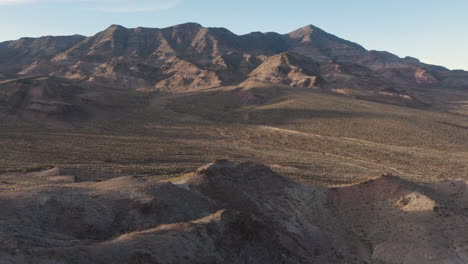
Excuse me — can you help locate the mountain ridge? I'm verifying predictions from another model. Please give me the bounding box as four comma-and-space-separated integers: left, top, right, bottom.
1, 22, 466, 94
1, 22, 468, 124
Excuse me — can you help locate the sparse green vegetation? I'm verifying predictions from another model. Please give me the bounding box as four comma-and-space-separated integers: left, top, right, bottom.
1, 85, 466, 186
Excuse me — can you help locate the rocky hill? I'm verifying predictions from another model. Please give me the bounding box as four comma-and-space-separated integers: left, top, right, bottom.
0, 160, 466, 264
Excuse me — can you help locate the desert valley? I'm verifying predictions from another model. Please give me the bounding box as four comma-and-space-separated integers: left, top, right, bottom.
0, 22, 467, 263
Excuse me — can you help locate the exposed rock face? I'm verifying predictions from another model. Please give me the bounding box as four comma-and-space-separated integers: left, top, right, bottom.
1, 22, 467, 94
414, 68, 438, 84
245, 52, 321, 88
0, 161, 466, 264
0, 35, 85, 75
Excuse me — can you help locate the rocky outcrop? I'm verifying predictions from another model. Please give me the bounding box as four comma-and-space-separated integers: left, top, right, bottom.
244, 52, 321, 88
0, 161, 465, 263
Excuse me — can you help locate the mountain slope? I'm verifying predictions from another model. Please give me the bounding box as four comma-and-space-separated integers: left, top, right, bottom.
0, 22, 466, 95
0, 76, 88, 122
287, 24, 366, 61
0, 35, 85, 75
244, 52, 321, 88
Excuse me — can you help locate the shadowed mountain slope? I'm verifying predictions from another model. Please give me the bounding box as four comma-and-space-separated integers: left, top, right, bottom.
0, 76, 88, 122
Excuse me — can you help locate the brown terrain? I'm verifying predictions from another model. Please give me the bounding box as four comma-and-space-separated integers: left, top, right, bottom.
0, 23, 467, 264
0, 160, 466, 263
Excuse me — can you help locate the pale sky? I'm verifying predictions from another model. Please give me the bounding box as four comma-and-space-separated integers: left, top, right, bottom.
0, 0, 467, 70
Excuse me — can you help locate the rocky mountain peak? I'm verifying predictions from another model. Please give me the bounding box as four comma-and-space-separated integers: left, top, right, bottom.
105, 24, 127, 31
287, 24, 319, 40
1, 22, 467, 93
169, 22, 203, 29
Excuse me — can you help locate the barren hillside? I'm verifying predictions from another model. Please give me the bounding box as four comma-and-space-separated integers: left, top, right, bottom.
0, 161, 466, 264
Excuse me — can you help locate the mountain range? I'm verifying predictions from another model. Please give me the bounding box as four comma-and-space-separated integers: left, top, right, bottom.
1, 22, 467, 92
1, 22, 468, 123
